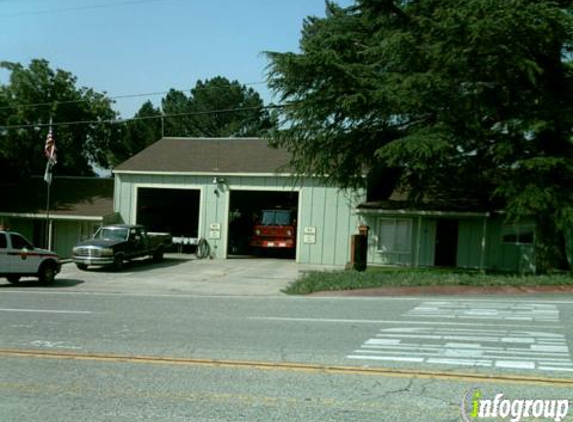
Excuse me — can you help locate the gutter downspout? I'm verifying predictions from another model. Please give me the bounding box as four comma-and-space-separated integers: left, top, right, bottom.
415, 215, 422, 267
479, 214, 489, 270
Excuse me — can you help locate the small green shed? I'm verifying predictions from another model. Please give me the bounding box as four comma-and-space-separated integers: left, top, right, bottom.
0, 177, 114, 258
357, 200, 536, 273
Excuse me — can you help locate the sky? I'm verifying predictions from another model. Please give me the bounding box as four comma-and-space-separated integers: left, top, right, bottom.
1, 0, 352, 118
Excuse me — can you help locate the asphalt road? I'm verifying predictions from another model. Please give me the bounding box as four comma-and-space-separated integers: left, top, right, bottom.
1, 287, 573, 421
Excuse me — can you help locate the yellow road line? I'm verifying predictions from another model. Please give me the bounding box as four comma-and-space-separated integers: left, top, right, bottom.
1, 348, 572, 387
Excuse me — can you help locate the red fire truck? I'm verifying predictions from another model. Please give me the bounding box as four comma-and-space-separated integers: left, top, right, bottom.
249, 209, 296, 251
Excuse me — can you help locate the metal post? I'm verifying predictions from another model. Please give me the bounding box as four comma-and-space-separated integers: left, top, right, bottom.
45, 179, 51, 249
44, 116, 55, 250
415, 215, 422, 267
479, 214, 489, 270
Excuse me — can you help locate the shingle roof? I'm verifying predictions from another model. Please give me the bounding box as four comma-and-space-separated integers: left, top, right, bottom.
358, 186, 499, 213
357, 199, 493, 213
0, 177, 114, 218
114, 137, 293, 174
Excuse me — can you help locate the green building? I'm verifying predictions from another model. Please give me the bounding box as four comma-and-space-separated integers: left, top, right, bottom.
113, 137, 535, 272
1, 137, 537, 271
113, 137, 362, 266
0, 177, 114, 258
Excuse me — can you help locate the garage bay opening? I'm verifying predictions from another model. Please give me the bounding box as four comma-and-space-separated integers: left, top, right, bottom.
136, 188, 200, 253
228, 190, 298, 259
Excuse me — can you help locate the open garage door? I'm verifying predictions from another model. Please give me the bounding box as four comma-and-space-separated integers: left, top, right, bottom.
227, 190, 298, 259
136, 188, 200, 249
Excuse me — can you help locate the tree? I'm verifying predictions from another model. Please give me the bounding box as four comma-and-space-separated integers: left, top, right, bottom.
109, 101, 162, 167
162, 89, 190, 138
0, 59, 118, 180
161, 77, 276, 138
107, 77, 277, 165
266, 0, 573, 273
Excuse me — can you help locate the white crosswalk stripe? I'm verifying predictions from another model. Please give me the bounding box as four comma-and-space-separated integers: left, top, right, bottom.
405, 301, 559, 322
347, 301, 572, 372
348, 327, 573, 371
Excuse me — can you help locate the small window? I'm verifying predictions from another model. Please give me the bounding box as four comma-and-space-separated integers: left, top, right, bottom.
0, 233, 6, 249
10, 234, 34, 250
377, 218, 412, 253
502, 224, 534, 245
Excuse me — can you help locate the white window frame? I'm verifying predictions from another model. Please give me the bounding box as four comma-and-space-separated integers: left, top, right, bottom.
501, 223, 535, 245
376, 217, 412, 254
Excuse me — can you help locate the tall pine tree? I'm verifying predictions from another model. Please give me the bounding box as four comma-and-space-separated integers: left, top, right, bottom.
267, 0, 573, 273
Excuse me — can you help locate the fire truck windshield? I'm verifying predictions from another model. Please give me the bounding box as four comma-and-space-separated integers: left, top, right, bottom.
261, 210, 292, 226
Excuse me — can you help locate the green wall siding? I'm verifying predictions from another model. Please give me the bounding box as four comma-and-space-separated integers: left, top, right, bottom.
53, 220, 101, 258
419, 219, 436, 266
361, 213, 535, 272
114, 173, 363, 266
457, 219, 485, 269
0, 217, 101, 258
485, 218, 535, 273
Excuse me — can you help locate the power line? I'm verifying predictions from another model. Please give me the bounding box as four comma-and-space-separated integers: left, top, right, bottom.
0, 0, 178, 18
0, 81, 268, 112
0, 104, 287, 131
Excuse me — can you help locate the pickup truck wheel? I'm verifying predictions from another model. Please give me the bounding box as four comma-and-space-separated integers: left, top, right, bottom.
113, 254, 124, 271
39, 263, 57, 285
6, 275, 20, 284
76, 263, 88, 271
152, 247, 164, 262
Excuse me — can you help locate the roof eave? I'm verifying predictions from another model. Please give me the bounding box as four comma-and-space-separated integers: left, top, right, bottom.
355, 208, 492, 218
0, 212, 105, 221
112, 170, 297, 177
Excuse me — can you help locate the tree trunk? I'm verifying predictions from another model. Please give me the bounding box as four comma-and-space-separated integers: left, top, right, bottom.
534, 215, 570, 274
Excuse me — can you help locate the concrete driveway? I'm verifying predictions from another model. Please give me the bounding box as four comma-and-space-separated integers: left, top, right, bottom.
4, 254, 331, 296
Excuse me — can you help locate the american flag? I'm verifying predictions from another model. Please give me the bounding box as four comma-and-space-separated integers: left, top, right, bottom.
43, 126, 57, 185
44, 127, 57, 164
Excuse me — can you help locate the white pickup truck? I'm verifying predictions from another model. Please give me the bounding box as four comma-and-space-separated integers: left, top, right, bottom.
0, 229, 61, 284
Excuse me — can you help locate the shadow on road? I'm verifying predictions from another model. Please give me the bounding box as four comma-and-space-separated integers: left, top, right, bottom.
0, 278, 85, 289
78, 256, 193, 274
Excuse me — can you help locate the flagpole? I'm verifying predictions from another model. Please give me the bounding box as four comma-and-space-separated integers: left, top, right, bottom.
45, 175, 51, 249
44, 117, 54, 250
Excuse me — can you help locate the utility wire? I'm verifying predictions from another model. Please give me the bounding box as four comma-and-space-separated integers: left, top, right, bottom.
0, 81, 268, 112
0, 104, 288, 131
0, 0, 178, 18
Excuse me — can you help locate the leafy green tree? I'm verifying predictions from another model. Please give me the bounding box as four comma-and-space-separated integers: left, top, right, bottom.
160, 77, 276, 138
108, 77, 277, 165
0, 59, 118, 180
161, 89, 190, 138
266, 0, 573, 273
186, 77, 276, 137
110, 101, 162, 166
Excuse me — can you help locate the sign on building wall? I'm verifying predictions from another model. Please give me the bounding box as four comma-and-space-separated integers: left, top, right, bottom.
303, 226, 316, 244
209, 223, 221, 239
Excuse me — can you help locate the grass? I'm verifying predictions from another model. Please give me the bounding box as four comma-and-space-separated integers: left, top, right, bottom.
282, 266, 573, 295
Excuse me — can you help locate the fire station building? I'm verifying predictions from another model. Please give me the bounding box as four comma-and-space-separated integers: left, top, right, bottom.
1, 136, 540, 271
113, 137, 364, 266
